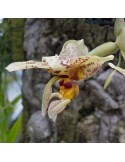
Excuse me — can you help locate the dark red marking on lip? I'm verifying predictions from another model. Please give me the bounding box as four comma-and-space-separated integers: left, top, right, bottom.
59, 80, 64, 86
59, 75, 69, 78
64, 82, 72, 89
70, 74, 79, 80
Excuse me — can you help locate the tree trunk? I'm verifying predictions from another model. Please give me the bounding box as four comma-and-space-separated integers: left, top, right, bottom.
22, 18, 125, 143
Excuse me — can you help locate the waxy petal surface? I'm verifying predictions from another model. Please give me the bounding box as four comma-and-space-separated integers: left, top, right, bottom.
68, 55, 114, 80
59, 39, 88, 61
5, 60, 50, 72
48, 99, 71, 122
41, 76, 60, 116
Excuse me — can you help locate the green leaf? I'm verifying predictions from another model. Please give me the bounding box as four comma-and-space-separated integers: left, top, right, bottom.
0, 85, 5, 107
0, 116, 8, 142
104, 53, 121, 90
11, 94, 21, 105
6, 114, 22, 143
104, 70, 116, 90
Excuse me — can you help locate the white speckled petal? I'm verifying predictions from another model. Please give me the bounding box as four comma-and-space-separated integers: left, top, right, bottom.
48, 99, 71, 122
42, 55, 59, 69
5, 60, 50, 72
59, 39, 88, 61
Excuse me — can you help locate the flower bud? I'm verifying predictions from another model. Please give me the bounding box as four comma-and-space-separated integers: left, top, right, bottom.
116, 26, 125, 52
114, 18, 125, 37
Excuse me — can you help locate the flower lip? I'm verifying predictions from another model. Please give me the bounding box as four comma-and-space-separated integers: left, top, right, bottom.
59, 80, 73, 89
59, 80, 64, 86
64, 82, 73, 89
59, 78, 79, 99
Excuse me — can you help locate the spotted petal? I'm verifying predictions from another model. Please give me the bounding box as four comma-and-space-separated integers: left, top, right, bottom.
68, 55, 114, 80
59, 39, 88, 61
5, 60, 50, 72
108, 63, 125, 76
48, 99, 71, 122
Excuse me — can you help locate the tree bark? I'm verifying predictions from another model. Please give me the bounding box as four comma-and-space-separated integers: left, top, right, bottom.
22, 18, 125, 143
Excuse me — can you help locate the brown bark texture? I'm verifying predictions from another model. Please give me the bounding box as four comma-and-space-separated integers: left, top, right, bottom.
22, 18, 125, 143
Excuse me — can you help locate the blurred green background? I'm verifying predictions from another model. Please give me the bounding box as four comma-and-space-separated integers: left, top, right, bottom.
0, 18, 24, 143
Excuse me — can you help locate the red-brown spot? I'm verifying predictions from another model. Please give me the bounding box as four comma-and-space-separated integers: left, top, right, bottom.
59, 75, 69, 78
60, 61, 69, 68
69, 72, 79, 80
54, 70, 61, 74
59, 80, 64, 86
64, 82, 73, 89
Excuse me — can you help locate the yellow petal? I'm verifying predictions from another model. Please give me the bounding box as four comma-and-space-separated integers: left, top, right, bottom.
48, 99, 71, 121
108, 63, 125, 76
5, 60, 50, 72
41, 76, 60, 116
68, 55, 114, 80
59, 78, 79, 99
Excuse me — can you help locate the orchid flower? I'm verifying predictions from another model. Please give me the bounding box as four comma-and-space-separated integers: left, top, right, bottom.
5, 39, 114, 121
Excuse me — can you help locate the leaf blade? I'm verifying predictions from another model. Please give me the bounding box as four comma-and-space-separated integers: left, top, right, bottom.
6, 115, 22, 143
